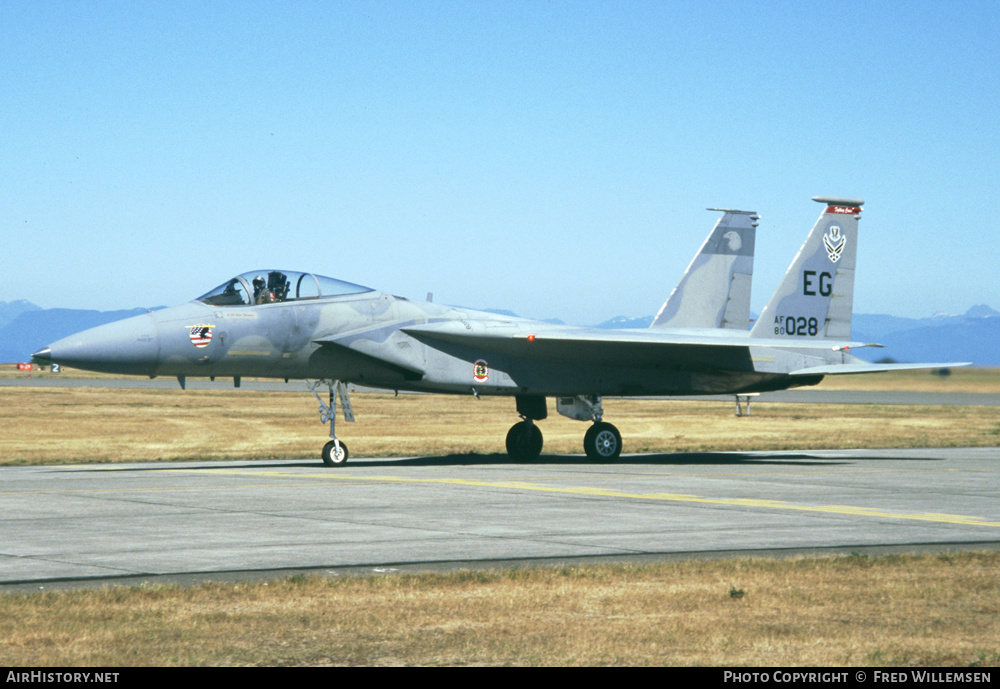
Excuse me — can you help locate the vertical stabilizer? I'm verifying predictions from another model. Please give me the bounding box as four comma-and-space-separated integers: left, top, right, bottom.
750, 197, 864, 340
651, 209, 758, 330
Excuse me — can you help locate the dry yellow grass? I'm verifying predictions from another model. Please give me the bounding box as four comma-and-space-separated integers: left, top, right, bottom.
2, 385, 1000, 464
2, 553, 998, 666
5, 364, 999, 390
813, 367, 1000, 394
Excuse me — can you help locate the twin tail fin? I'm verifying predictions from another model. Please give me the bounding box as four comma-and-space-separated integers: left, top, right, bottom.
750, 197, 863, 341
651, 208, 758, 330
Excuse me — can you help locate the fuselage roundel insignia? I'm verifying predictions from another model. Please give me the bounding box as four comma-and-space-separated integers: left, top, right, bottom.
188, 324, 214, 348
473, 359, 489, 382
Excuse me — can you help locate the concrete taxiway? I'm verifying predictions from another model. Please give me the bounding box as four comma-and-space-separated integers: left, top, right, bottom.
2, 448, 998, 590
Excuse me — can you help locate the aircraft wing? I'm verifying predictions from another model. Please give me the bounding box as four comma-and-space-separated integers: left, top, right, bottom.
406, 324, 752, 369
317, 319, 967, 379
399, 321, 874, 370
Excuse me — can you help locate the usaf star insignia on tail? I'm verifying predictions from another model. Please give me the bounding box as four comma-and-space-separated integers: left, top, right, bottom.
34, 197, 969, 466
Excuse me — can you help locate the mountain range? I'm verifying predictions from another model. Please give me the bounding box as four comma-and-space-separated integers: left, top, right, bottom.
3, 300, 998, 366
592, 307, 1000, 366
1, 301, 163, 365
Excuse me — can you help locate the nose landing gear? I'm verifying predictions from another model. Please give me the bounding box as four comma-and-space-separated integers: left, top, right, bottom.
310, 379, 354, 466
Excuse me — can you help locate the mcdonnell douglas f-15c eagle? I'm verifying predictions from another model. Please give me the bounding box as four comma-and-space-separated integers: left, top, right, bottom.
33, 197, 966, 465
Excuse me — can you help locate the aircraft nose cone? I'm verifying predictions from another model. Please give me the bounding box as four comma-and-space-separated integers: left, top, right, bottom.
31, 347, 52, 362
43, 313, 161, 375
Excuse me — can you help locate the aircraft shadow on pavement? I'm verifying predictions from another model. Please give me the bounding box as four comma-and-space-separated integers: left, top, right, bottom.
356, 453, 853, 467
370, 451, 943, 467
66, 450, 944, 472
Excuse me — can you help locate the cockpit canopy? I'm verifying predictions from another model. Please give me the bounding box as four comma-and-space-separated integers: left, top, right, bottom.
198, 270, 373, 306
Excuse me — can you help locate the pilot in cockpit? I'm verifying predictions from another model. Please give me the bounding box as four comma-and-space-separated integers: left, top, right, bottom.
267, 271, 290, 301
252, 275, 266, 304
253, 271, 290, 304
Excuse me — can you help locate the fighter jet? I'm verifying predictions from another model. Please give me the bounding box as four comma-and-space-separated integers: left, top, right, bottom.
33, 197, 965, 465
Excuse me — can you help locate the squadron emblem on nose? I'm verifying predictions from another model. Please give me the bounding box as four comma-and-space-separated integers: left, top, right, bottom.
188, 324, 215, 348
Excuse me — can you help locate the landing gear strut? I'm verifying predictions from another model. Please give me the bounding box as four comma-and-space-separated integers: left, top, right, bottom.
309, 380, 354, 466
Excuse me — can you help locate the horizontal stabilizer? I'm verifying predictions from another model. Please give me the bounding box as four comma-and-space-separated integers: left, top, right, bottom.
788, 362, 971, 376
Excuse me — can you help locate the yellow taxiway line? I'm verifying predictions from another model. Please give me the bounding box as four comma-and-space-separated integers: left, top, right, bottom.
174, 467, 1000, 529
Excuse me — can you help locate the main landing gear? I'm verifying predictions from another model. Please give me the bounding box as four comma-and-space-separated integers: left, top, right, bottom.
505, 395, 623, 462
505, 395, 546, 461
583, 421, 622, 461
310, 379, 354, 466
571, 396, 622, 461
506, 420, 543, 461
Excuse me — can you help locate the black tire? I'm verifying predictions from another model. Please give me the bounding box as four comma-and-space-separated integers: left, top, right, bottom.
505, 421, 543, 461
583, 422, 621, 461
322, 439, 349, 466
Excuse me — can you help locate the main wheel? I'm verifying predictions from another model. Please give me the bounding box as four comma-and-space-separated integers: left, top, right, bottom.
322, 439, 349, 466
505, 421, 543, 461
583, 422, 621, 461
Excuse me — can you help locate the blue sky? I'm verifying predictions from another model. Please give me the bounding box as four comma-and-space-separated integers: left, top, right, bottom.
4, 0, 999, 324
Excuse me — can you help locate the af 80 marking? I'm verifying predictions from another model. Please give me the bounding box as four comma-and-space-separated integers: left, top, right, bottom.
774, 315, 819, 336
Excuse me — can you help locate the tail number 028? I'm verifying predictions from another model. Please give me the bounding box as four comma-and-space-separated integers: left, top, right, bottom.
775, 316, 819, 336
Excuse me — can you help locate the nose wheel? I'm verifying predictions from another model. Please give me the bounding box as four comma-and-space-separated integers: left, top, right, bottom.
322, 439, 349, 466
